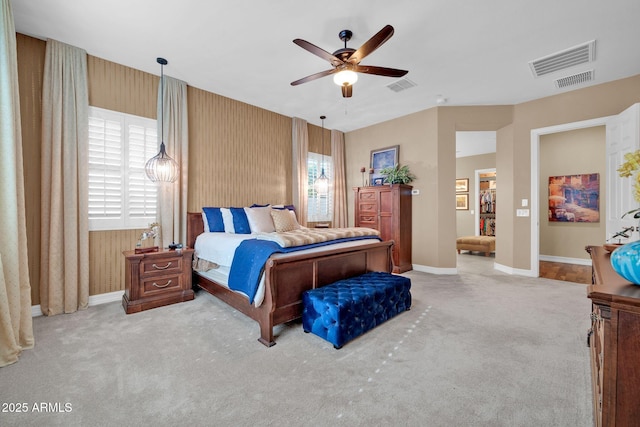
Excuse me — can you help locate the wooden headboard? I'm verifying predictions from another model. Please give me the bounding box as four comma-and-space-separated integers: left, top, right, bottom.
187, 212, 204, 249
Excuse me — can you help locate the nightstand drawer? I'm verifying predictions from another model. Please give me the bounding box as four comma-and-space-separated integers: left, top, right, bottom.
140, 274, 183, 296
140, 255, 183, 276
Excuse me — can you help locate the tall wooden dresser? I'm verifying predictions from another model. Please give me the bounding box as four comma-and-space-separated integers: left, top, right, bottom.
586, 246, 640, 427
354, 184, 412, 273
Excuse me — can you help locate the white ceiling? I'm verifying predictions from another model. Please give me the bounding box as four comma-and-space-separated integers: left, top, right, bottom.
10, 0, 640, 133
456, 131, 496, 158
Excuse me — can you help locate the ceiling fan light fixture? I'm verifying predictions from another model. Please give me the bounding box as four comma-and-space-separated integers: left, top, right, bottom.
333, 69, 358, 87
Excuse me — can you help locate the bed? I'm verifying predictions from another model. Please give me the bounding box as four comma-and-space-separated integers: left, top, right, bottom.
186, 211, 393, 347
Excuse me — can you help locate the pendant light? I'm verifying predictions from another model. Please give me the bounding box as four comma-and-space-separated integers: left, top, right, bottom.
314, 115, 329, 195
145, 57, 179, 183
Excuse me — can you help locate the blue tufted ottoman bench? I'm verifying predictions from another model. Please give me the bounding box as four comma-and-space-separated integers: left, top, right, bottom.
302, 271, 411, 348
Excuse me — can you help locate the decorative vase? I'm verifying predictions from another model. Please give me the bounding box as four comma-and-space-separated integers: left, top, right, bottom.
610, 240, 640, 285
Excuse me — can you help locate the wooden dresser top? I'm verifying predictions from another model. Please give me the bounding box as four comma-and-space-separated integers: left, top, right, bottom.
587, 245, 640, 308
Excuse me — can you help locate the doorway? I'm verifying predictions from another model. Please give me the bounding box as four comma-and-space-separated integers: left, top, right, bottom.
530, 117, 612, 277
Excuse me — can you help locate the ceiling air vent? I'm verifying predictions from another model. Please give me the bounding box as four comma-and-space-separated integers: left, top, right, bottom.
529, 40, 596, 77
387, 78, 417, 93
555, 70, 594, 88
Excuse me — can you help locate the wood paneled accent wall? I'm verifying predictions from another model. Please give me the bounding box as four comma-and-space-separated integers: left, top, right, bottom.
186, 86, 291, 210
16, 33, 293, 304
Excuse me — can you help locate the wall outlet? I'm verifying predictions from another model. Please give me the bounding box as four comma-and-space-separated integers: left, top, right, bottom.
521, 199, 528, 207
411, 189, 420, 195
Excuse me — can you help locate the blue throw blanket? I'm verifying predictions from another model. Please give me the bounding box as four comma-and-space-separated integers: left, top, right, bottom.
228, 236, 380, 304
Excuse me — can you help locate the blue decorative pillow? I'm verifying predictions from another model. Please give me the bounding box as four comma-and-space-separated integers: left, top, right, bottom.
202, 207, 225, 232
272, 204, 296, 211
230, 207, 251, 234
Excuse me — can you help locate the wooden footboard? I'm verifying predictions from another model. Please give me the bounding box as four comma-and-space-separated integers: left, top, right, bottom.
186, 212, 393, 347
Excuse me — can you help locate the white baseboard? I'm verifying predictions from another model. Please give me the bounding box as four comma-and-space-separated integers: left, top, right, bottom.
539, 254, 592, 266
412, 264, 457, 275
494, 262, 537, 277
31, 290, 124, 317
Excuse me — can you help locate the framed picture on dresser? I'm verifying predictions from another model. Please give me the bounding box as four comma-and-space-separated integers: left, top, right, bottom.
370, 145, 399, 182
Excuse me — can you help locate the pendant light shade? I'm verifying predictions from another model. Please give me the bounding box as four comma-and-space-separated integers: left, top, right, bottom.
145, 141, 179, 182
314, 115, 329, 195
145, 57, 179, 183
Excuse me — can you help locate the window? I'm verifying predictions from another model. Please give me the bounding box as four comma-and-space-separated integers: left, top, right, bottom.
307, 152, 333, 222
88, 107, 158, 230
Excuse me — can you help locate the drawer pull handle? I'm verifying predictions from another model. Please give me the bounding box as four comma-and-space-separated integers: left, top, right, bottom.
152, 280, 172, 288
152, 262, 172, 270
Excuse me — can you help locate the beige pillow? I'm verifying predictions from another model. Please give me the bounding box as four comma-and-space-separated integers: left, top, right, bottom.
271, 209, 300, 232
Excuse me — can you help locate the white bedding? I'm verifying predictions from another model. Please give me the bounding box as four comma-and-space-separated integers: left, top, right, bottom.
193, 232, 380, 307
195, 232, 256, 267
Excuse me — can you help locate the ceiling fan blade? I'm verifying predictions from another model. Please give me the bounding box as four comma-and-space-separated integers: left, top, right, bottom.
348, 25, 394, 64
293, 39, 344, 64
291, 69, 338, 86
341, 84, 353, 98
353, 65, 408, 78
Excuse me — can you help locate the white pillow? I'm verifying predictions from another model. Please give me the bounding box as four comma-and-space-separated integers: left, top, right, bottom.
221, 208, 235, 233
244, 206, 276, 233
202, 211, 210, 232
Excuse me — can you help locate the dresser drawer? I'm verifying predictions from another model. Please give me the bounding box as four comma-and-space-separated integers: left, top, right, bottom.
358, 215, 377, 226
358, 191, 377, 201
140, 255, 183, 276
359, 202, 377, 213
140, 274, 183, 297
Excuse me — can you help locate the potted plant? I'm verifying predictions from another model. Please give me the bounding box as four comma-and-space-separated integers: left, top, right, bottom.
379, 164, 416, 185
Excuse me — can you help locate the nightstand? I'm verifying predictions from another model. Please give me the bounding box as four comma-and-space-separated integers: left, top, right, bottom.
122, 248, 194, 314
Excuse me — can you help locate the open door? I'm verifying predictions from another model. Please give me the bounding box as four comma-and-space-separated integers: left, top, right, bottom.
606, 103, 640, 243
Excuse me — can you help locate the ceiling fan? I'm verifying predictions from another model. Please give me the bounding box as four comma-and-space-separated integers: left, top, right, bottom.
290, 24, 408, 98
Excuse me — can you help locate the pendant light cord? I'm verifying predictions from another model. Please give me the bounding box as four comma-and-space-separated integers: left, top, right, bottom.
157, 57, 168, 150
320, 115, 326, 173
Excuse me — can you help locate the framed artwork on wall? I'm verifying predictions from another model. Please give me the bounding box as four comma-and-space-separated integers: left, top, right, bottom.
548, 173, 599, 222
370, 145, 399, 182
455, 178, 469, 193
456, 194, 469, 210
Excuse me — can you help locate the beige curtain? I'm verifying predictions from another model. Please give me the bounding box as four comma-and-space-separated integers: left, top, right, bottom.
40, 39, 89, 315
157, 76, 189, 248
292, 117, 309, 226
0, 0, 34, 367
331, 130, 348, 227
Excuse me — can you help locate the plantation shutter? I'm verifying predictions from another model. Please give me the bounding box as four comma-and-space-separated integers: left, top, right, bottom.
88, 107, 157, 230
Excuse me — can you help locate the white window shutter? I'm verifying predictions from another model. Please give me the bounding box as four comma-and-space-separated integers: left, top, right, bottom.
88, 107, 158, 230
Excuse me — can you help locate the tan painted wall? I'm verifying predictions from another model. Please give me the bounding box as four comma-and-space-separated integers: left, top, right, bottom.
509, 75, 640, 269
456, 153, 496, 237
539, 126, 606, 260
347, 77, 640, 271
347, 106, 512, 269
496, 124, 515, 268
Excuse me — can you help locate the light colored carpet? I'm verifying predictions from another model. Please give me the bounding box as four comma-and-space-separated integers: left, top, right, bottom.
0, 254, 593, 426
